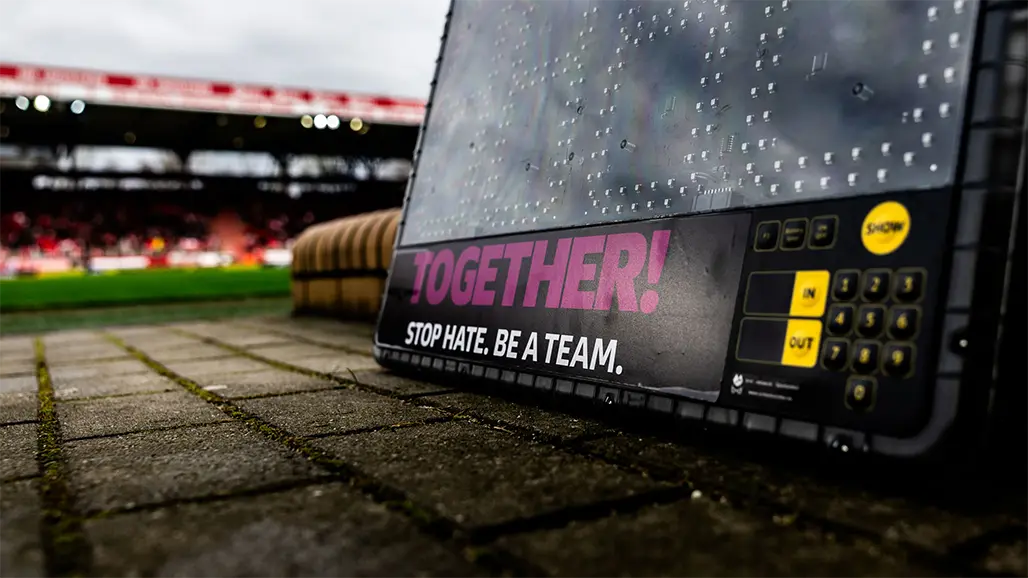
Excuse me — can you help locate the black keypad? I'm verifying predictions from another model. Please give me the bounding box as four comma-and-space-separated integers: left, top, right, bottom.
861, 270, 891, 302
887, 306, 920, 340
754, 221, 780, 251
813, 263, 930, 415
893, 269, 926, 303
826, 304, 854, 336
882, 343, 915, 378
832, 270, 860, 302
856, 305, 887, 339
808, 215, 838, 249
851, 341, 880, 375
780, 218, 808, 250
821, 339, 850, 371
845, 377, 876, 412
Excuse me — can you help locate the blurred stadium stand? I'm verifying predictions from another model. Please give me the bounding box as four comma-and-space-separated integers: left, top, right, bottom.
0, 62, 423, 278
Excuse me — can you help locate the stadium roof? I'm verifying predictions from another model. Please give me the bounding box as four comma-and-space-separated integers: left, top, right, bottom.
0, 62, 425, 160
0, 62, 426, 125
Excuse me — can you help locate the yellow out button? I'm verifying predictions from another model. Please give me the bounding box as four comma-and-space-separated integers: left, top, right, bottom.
861, 201, 911, 256
780, 319, 823, 368
789, 270, 830, 318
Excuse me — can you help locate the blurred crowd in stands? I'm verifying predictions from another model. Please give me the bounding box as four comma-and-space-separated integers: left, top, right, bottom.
0, 193, 318, 267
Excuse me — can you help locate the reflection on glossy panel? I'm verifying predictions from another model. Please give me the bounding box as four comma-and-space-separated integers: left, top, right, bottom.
401, 0, 977, 246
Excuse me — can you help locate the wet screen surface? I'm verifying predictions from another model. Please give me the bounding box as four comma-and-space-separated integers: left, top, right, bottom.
401, 0, 976, 247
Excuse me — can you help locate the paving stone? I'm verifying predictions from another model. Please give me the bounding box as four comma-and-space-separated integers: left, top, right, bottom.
499, 495, 936, 577
172, 325, 296, 348
45, 353, 132, 367
189, 370, 338, 399
243, 320, 376, 353
60, 391, 228, 440
54, 372, 179, 401
104, 327, 198, 348
84, 482, 478, 577
296, 333, 376, 355
432, 391, 612, 443
0, 376, 37, 395
43, 342, 126, 364
120, 332, 206, 345
581, 434, 1023, 555
351, 369, 452, 397
0, 424, 37, 481
162, 356, 272, 377
247, 317, 375, 339
248, 343, 342, 360
0, 337, 35, 358
40, 330, 102, 346
48, 360, 152, 383
140, 346, 237, 364
315, 420, 662, 528
66, 422, 325, 513
0, 359, 36, 377
278, 354, 381, 375
237, 389, 446, 437
0, 393, 36, 425
0, 479, 44, 577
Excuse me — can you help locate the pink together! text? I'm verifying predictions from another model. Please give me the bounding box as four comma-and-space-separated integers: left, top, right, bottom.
408, 230, 671, 314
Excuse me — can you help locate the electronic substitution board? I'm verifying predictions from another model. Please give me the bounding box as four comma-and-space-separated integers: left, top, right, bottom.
374, 0, 1026, 459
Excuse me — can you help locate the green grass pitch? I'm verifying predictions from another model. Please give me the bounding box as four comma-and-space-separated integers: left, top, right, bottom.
0, 267, 291, 313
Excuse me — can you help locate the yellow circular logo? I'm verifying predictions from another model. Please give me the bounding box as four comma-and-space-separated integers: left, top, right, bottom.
861, 201, 911, 255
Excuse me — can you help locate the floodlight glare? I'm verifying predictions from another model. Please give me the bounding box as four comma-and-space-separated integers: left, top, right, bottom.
33, 95, 51, 112
326, 115, 340, 130
313, 114, 328, 129
14, 96, 30, 110
373, 0, 1027, 462
69, 100, 86, 114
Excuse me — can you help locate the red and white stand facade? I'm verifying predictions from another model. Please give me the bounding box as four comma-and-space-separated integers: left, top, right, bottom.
0, 62, 426, 126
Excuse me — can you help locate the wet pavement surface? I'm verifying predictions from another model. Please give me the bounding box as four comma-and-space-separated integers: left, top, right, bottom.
1, 316, 1025, 577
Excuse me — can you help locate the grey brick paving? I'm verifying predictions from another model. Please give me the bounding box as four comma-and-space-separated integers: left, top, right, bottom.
0, 375, 37, 395
54, 372, 179, 400
60, 391, 228, 440
65, 422, 325, 513
163, 356, 272, 377
579, 434, 1022, 555
350, 368, 453, 397
0, 317, 1023, 578
314, 420, 663, 528
236, 389, 446, 437
498, 496, 933, 577
42, 341, 126, 364
191, 369, 339, 399
0, 480, 44, 577
0, 392, 36, 424
270, 354, 382, 375
0, 424, 37, 481
83, 482, 478, 577
432, 391, 613, 443
48, 359, 152, 384
0, 359, 36, 377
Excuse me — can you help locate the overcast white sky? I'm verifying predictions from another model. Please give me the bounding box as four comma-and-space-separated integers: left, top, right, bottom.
0, 0, 451, 99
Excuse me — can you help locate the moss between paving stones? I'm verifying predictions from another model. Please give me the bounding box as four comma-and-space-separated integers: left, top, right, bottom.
34, 338, 93, 577
100, 332, 543, 577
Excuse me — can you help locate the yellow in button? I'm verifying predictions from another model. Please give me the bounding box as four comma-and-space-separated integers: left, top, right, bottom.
861, 201, 911, 256
789, 270, 830, 318
781, 319, 823, 368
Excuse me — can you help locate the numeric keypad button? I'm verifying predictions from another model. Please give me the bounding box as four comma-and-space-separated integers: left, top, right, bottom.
861, 269, 892, 302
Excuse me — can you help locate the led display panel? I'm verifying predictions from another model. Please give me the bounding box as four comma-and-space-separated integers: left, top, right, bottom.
375, 0, 1026, 459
